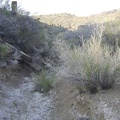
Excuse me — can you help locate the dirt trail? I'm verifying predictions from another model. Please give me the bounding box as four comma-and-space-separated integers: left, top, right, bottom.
0, 66, 120, 120
0, 66, 54, 120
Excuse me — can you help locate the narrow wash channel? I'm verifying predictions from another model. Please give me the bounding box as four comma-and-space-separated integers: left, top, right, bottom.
0, 76, 54, 120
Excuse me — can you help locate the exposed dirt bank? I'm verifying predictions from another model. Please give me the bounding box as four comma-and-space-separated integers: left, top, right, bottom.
51, 79, 120, 120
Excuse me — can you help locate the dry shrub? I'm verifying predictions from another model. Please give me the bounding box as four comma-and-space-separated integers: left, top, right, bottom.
0, 44, 9, 59
56, 25, 120, 93
34, 69, 56, 94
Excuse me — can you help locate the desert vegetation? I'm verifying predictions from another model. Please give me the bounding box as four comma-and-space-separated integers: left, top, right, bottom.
0, 44, 9, 59
0, 0, 59, 68
34, 69, 56, 94
0, 0, 58, 93
0, 0, 120, 94
0, 1, 120, 119
55, 25, 120, 93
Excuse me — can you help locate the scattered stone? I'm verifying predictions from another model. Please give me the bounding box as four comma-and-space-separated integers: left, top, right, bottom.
0, 61, 7, 68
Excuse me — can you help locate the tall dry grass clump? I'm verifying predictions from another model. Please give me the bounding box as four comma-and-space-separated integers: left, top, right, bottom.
56, 26, 120, 93
34, 69, 56, 94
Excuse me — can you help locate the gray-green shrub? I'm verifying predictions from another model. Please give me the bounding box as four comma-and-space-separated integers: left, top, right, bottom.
34, 69, 55, 93
0, 44, 9, 59
56, 26, 120, 93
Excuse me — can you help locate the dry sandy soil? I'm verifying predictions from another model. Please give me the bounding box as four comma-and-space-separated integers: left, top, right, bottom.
51, 79, 120, 120
0, 65, 120, 120
0, 66, 53, 120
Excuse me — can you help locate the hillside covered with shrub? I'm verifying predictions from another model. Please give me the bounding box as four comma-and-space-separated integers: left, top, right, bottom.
36, 9, 120, 119
0, 0, 60, 69
0, 0, 120, 119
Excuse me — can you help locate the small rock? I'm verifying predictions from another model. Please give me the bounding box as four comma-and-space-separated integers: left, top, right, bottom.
0, 61, 7, 68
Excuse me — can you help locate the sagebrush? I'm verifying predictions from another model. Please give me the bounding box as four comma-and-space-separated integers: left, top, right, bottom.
56, 26, 120, 93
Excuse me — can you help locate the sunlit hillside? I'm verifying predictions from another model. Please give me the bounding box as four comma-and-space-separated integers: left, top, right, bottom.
34, 9, 120, 30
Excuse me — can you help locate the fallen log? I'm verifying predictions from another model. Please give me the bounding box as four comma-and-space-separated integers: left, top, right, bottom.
19, 59, 41, 72
1, 38, 41, 72
4, 42, 17, 58
4, 42, 16, 50
19, 51, 32, 62
4, 42, 32, 62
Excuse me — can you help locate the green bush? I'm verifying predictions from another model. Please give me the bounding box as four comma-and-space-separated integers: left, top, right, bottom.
56, 26, 120, 93
0, 4, 58, 68
0, 44, 9, 59
104, 19, 120, 51
34, 69, 55, 94
0, 1, 48, 54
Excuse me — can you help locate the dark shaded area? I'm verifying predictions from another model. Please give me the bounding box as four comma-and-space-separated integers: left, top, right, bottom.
0, 9, 67, 68
57, 21, 120, 49
60, 24, 97, 46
